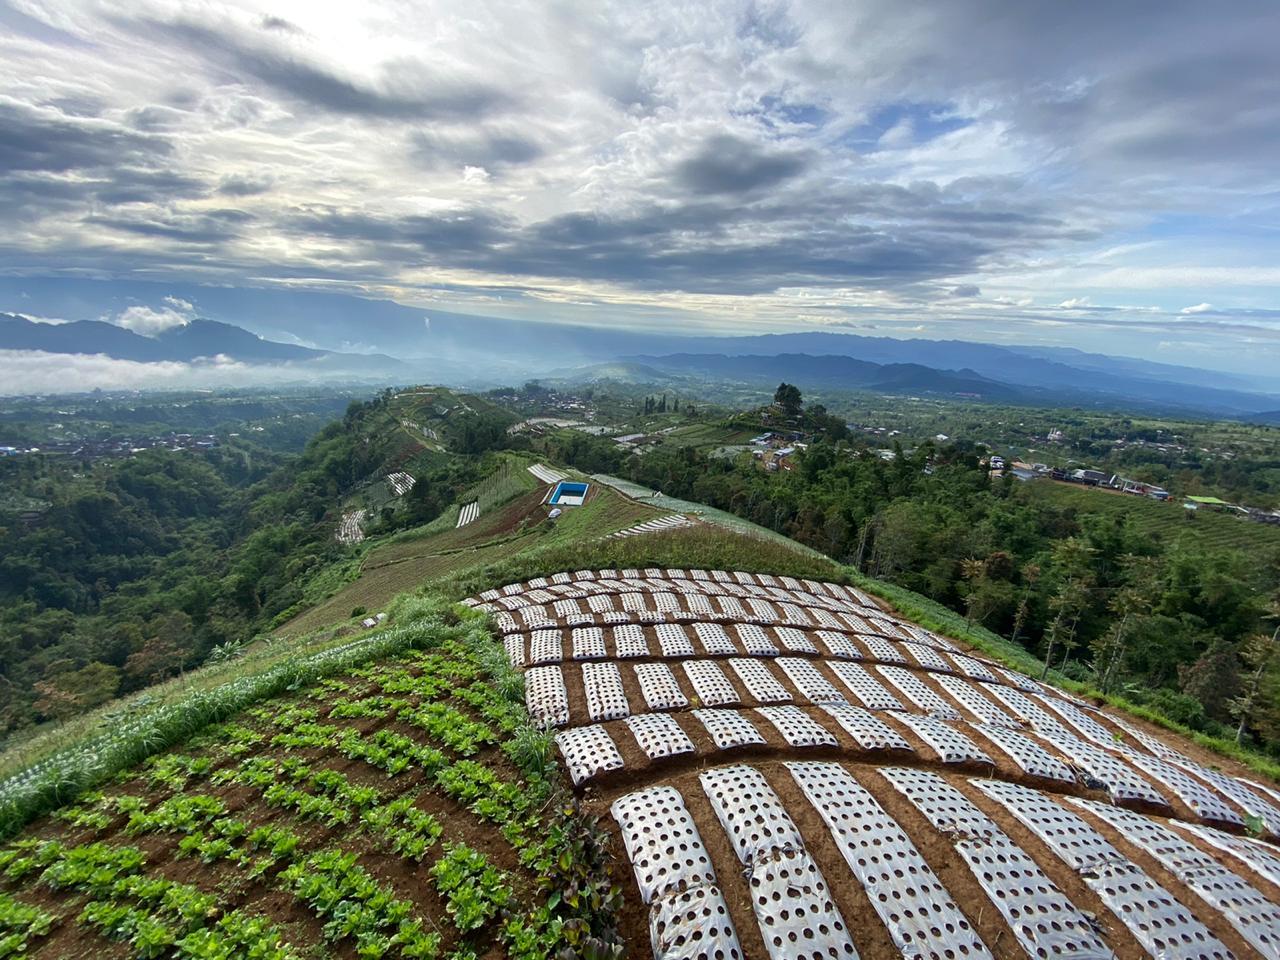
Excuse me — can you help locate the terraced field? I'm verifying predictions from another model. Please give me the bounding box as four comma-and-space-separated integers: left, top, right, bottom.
1022, 481, 1280, 553
660, 424, 757, 452
0, 609, 616, 959
472, 568, 1280, 960
283, 481, 666, 636
4, 563, 1279, 959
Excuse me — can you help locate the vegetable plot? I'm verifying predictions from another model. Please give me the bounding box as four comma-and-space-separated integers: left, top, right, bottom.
0, 609, 622, 959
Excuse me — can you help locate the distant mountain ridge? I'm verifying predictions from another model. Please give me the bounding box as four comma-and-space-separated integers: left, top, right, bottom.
641, 332, 1279, 415
0, 314, 402, 372
625, 352, 1021, 399
5, 296, 1280, 415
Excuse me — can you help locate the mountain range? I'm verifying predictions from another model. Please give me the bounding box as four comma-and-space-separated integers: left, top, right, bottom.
613, 353, 1021, 400
613, 332, 1276, 415
5, 308, 1280, 417
0, 314, 403, 374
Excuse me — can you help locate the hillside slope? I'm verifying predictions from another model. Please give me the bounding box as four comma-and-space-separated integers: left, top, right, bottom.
3, 398, 1280, 960
1, 449, 1279, 959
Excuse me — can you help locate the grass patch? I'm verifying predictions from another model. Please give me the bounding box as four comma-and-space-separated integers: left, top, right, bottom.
591, 474, 833, 559
282, 483, 667, 636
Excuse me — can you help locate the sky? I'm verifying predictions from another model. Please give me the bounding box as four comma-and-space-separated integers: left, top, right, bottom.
3, 0, 1280, 379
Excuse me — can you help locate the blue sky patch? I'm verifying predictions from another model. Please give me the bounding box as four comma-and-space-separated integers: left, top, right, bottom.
840, 102, 972, 149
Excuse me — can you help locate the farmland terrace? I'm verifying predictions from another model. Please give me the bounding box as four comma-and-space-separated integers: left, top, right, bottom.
1, 565, 1278, 959
472, 568, 1280, 960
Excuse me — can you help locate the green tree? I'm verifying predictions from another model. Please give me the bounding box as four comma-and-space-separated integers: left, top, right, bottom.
773, 383, 803, 417
1009, 562, 1040, 646
1230, 617, 1280, 744
1090, 554, 1160, 694
1041, 537, 1096, 679
1178, 644, 1242, 724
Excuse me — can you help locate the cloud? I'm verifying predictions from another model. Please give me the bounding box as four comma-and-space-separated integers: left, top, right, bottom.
131, 14, 512, 121
217, 173, 274, 196
0, 100, 170, 173
1181, 302, 1213, 314
410, 128, 543, 170
674, 134, 811, 194
259, 15, 300, 33
115, 299, 196, 334
0, 349, 314, 395
92, 208, 252, 244
0, 0, 1277, 377
274, 175, 1081, 296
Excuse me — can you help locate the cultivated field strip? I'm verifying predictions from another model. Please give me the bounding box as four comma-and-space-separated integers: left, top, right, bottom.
607, 514, 699, 539
386, 471, 416, 496
609, 757, 1280, 960
467, 569, 1280, 960
336, 507, 366, 544
527, 463, 567, 484
0, 626, 605, 959
455, 500, 479, 527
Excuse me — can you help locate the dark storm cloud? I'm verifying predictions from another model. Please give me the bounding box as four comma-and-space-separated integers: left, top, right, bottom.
94, 169, 208, 205
0, 172, 90, 223
0, 101, 210, 228
674, 134, 811, 194
282, 177, 1077, 295
131, 16, 513, 121
126, 104, 189, 131
0, 101, 169, 173
0, 166, 207, 224
287, 206, 513, 254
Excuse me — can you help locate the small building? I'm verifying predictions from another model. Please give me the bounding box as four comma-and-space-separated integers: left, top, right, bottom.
1070, 468, 1113, 486
1120, 479, 1169, 500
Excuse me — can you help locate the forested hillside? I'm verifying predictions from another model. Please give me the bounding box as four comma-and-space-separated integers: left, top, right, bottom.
0, 390, 516, 738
